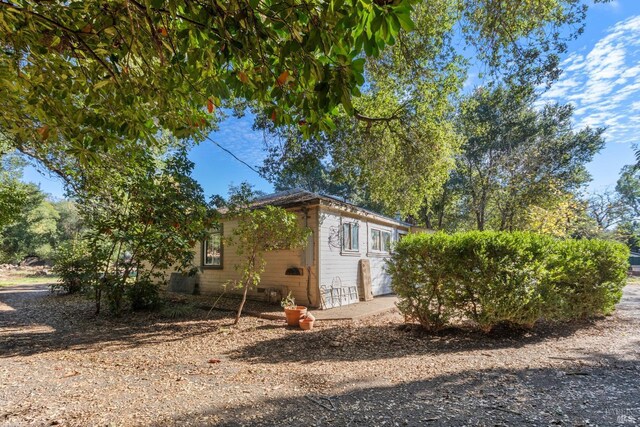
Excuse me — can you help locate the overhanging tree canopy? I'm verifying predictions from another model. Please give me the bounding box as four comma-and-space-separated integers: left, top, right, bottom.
1, 0, 420, 152
2, 0, 590, 156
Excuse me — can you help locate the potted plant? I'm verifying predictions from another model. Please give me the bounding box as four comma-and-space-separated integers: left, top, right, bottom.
299, 312, 315, 331
281, 292, 307, 327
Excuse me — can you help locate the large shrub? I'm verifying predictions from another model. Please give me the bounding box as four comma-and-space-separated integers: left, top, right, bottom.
66, 149, 212, 315
389, 232, 629, 332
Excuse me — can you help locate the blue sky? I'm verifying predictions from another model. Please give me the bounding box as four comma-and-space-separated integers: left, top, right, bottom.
21, 0, 640, 199
539, 0, 640, 193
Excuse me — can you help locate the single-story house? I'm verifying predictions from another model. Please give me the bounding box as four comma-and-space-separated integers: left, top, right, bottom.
166, 189, 412, 309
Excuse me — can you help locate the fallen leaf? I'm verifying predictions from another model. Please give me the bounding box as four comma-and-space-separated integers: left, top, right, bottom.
208, 359, 221, 364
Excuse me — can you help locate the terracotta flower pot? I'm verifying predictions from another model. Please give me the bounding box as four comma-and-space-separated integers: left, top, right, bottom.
299, 318, 315, 331
284, 306, 307, 326
299, 312, 315, 330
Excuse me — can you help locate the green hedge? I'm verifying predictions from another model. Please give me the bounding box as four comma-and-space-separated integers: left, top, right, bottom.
388, 231, 629, 331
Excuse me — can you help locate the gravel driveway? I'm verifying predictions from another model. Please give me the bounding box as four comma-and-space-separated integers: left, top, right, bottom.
1, 283, 639, 426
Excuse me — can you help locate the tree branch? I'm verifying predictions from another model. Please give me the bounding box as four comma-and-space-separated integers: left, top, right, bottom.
353, 110, 401, 124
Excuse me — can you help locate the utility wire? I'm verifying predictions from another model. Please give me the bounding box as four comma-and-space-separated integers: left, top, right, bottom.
204, 134, 264, 177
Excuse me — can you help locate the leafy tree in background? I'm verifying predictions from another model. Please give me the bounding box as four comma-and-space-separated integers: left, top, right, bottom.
586, 190, 627, 230
258, 3, 463, 216
257, 1, 590, 216
611, 165, 640, 252
0, 145, 32, 230
0, 184, 60, 262
525, 191, 599, 238
1, 142, 85, 262
259, 128, 385, 211
616, 165, 640, 219
52, 200, 84, 242
615, 221, 640, 253
0, 146, 64, 262
440, 85, 604, 232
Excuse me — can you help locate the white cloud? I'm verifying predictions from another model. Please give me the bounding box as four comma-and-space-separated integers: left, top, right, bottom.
208, 113, 267, 168
541, 14, 640, 147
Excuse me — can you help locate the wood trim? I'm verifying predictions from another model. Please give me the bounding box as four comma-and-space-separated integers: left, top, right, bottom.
201, 224, 224, 270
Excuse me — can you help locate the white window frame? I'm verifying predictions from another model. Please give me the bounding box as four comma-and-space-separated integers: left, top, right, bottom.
370, 228, 392, 254
341, 221, 359, 253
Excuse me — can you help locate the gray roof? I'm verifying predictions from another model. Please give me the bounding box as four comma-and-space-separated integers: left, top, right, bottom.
251, 188, 322, 208
252, 188, 412, 227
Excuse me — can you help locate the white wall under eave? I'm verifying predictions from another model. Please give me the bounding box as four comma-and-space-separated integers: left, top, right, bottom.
317, 207, 406, 307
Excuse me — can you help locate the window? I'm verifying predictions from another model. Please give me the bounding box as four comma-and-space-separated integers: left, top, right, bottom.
342, 221, 359, 251
371, 229, 392, 253
371, 229, 381, 251
202, 225, 223, 268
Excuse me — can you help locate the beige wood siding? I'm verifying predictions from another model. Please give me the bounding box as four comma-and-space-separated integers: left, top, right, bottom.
176, 206, 320, 307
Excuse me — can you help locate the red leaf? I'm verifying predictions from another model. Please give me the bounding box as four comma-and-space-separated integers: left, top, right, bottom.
37, 125, 50, 140
207, 98, 215, 114
270, 110, 277, 122
276, 70, 290, 86
208, 358, 221, 364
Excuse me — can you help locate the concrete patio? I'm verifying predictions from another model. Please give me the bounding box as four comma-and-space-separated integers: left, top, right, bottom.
313, 295, 398, 321
185, 291, 399, 322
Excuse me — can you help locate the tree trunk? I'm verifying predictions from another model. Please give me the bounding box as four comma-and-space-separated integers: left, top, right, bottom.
233, 279, 251, 325
234, 256, 254, 325
95, 287, 101, 315
476, 210, 485, 231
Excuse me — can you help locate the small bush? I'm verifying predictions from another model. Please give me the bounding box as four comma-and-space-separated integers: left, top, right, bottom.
51, 240, 92, 294
389, 232, 629, 332
160, 304, 195, 319
102, 273, 127, 315
126, 278, 162, 311
455, 232, 554, 331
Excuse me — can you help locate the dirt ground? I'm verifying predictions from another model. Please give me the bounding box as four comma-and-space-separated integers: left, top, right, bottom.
1, 282, 639, 427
